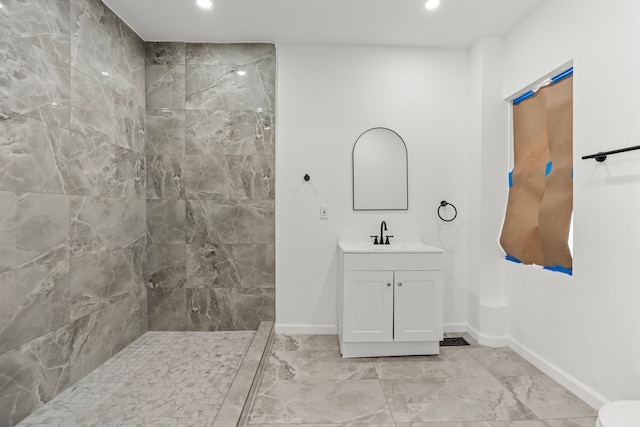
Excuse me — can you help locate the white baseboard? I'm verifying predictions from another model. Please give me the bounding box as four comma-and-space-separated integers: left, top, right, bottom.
507, 336, 607, 410
466, 323, 510, 347
274, 323, 338, 335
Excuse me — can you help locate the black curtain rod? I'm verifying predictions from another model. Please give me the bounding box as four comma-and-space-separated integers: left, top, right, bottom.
581, 145, 640, 162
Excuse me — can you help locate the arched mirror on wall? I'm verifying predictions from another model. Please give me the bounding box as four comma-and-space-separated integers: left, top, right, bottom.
353, 127, 408, 210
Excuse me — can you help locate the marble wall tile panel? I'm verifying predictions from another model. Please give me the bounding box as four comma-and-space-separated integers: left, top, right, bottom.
0, 192, 12, 273
70, 0, 121, 41
70, 248, 139, 321
147, 199, 186, 245
71, 5, 143, 105
145, 65, 186, 110
185, 109, 275, 156
186, 243, 274, 288
0, 0, 71, 65
184, 154, 274, 200
186, 199, 275, 244
185, 65, 275, 111
146, 244, 186, 290
147, 154, 185, 199
70, 68, 145, 152
73, 0, 145, 64
69, 196, 145, 258
186, 288, 275, 331
0, 35, 71, 129
146, 109, 185, 155
147, 288, 187, 331
146, 42, 186, 65
69, 293, 145, 384
0, 325, 71, 427
0, 261, 70, 354
59, 131, 144, 198
185, 43, 275, 67
119, 23, 145, 74
0, 192, 69, 273
0, 117, 67, 194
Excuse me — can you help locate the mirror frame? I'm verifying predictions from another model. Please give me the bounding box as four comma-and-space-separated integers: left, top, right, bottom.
352, 127, 408, 211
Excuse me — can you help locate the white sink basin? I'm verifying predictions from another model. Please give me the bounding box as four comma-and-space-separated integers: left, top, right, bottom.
338, 238, 442, 254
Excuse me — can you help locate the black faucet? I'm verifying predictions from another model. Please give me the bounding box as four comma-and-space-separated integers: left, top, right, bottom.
379, 221, 387, 245
370, 221, 393, 245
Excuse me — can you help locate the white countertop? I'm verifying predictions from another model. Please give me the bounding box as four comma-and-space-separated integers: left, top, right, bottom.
338, 236, 443, 254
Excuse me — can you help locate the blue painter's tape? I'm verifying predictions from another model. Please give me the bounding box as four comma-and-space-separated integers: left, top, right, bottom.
513, 90, 535, 105
509, 171, 513, 188
543, 265, 573, 276
505, 255, 522, 264
545, 161, 553, 176
551, 67, 573, 84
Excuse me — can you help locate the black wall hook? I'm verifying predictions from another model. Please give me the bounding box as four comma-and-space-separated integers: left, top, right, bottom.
303, 174, 310, 182
438, 200, 457, 222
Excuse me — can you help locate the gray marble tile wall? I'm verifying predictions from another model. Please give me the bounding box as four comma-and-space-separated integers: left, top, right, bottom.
0, 0, 146, 425
145, 42, 276, 332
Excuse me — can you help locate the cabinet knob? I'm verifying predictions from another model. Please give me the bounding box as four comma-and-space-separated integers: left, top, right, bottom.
397, 282, 403, 286
387, 282, 392, 287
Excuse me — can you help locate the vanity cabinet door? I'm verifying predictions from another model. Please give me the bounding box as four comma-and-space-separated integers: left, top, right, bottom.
343, 270, 394, 342
394, 270, 443, 342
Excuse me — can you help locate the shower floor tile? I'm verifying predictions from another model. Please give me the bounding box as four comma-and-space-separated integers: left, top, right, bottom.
18, 331, 255, 427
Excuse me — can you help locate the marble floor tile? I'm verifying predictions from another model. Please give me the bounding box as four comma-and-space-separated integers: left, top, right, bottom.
380, 377, 536, 423
262, 350, 377, 383
498, 375, 597, 419
272, 334, 340, 352
248, 379, 394, 425
396, 422, 548, 427
543, 418, 598, 427
466, 346, 543, 377
247, 424, 396, 427
374, 348, 493, 380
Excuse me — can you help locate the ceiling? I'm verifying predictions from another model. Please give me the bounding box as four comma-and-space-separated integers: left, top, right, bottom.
102, 0, 543, 48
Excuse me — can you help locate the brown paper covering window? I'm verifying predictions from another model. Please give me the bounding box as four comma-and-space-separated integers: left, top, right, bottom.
500, 75, 573, 271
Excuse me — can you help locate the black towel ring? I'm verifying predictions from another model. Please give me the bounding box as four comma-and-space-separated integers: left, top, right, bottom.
438, 200, 457, 222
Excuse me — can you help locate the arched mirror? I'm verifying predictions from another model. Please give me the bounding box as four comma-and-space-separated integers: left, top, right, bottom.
353, 127, 408, 210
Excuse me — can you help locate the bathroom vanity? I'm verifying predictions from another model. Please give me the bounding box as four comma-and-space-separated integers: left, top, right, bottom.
337, 236, 444, 358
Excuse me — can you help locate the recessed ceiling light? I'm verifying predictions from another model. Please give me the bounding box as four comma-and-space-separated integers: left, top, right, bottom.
101, 71, 109, 76
236, 70, 247, 76
197, 0, 212, 9
425, 0, 440, 10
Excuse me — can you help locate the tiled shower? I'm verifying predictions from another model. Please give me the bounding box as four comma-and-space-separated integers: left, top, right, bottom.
144, 42, 275, 331
0, 0, 275, 425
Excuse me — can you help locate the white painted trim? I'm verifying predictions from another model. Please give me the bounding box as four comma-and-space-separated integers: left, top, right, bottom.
274, 323, 338, 335
508, 336, 608, 410
504, 60, 574, 102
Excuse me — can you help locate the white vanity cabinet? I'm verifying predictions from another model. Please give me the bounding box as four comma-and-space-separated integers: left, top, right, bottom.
338, 237, 443, 358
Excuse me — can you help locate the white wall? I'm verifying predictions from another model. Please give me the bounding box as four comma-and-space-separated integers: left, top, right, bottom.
275, 44, 470, 333
467, 37, 510, 344
501, 0, 640, 404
